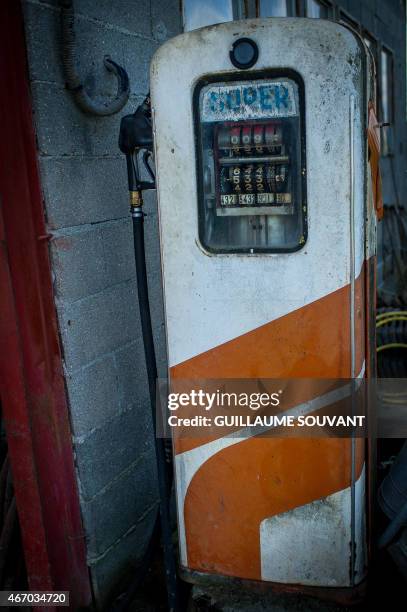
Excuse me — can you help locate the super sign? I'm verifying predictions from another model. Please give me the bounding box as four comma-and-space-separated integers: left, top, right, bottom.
201, 80, 298, 122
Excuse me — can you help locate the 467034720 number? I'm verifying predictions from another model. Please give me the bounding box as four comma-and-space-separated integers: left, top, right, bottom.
0, 591, 69, 607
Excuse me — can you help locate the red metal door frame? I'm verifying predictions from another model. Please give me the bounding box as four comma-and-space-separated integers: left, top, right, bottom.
0, 1, 92, 608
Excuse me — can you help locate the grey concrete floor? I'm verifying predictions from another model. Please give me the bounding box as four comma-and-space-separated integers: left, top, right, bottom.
189, 584, 348, 612
187, 550, 405, 612
127, 548, 405, 611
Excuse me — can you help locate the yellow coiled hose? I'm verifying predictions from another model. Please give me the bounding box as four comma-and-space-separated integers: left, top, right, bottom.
376, 310, 407, 404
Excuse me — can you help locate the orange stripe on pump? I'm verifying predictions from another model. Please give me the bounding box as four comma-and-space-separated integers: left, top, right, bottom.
184, 437, 365, 580
172, 273, 365, 455
171, 272, 365, 380
172, 273, 366, 579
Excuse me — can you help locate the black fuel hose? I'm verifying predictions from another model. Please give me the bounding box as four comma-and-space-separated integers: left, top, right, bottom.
116, 100, 181, 611
132, 212, 159, 408
112, 210, 179, 612
131, 209, 179, 611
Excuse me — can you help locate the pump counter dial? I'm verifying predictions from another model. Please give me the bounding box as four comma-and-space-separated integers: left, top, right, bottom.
215, 122, 292, 213
196, 76, 306, 252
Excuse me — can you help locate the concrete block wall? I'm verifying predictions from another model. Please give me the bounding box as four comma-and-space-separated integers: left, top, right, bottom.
22, 0, 181, 605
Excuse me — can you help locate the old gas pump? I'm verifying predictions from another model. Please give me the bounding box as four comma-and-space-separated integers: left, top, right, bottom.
146, 17, 381, 604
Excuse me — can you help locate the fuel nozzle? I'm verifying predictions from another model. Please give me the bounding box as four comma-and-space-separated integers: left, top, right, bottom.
119, 94, 155, 212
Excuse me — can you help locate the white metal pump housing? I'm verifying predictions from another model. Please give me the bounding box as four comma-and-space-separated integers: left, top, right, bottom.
151, 17, 378, 598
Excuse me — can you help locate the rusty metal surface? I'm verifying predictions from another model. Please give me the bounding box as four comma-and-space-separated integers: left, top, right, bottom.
0, 1, 91, 608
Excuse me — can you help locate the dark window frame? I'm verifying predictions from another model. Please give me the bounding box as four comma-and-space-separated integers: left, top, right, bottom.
362, 29, 379, 111
363, 30, 378, 61
255, 0, 297, 17
304, 0, 333, 19
379, 44, 395, 124
338, 8, 359, 31
378, 44, 395, 156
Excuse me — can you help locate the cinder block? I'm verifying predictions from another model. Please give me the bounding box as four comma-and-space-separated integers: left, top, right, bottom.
22, 0, 178, 605
89, 506, 156, 606
74, 402, 155, 499
24, 3, 156, 96
65, 354, 119, 437
81, 446, 158, 557
22, 2, 65, 85
72, 17, 157, 98
151, 0, 182, 41
31, 83, 142, 157
115, 340, 149, 410
59, 258, 161, 431
57, 280, 140, 371
79, 0, 152, 38
50, 219, 135, 302
51, 228, 106, 302
100, 219, 135, 289
39, 157, 128, 230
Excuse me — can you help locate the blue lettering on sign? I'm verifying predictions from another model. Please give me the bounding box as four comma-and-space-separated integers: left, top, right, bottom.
243, 86, 257, 106
202, 80, 297, 121
274, 84, 289, 109
226, 89, 241, 110
209, 91, 223, 113
259, 85, 272, 110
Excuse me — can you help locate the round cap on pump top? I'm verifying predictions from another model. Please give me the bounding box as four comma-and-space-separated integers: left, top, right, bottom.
229, 38, 259, 69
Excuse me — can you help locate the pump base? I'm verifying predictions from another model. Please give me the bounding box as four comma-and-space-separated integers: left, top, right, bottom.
180, 566, 367, 607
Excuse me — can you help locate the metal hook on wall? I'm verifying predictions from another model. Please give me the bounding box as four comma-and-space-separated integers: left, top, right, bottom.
60, 0, 130, 116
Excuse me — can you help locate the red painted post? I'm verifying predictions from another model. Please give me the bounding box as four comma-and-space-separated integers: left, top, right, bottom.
0, 1, 92, 608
